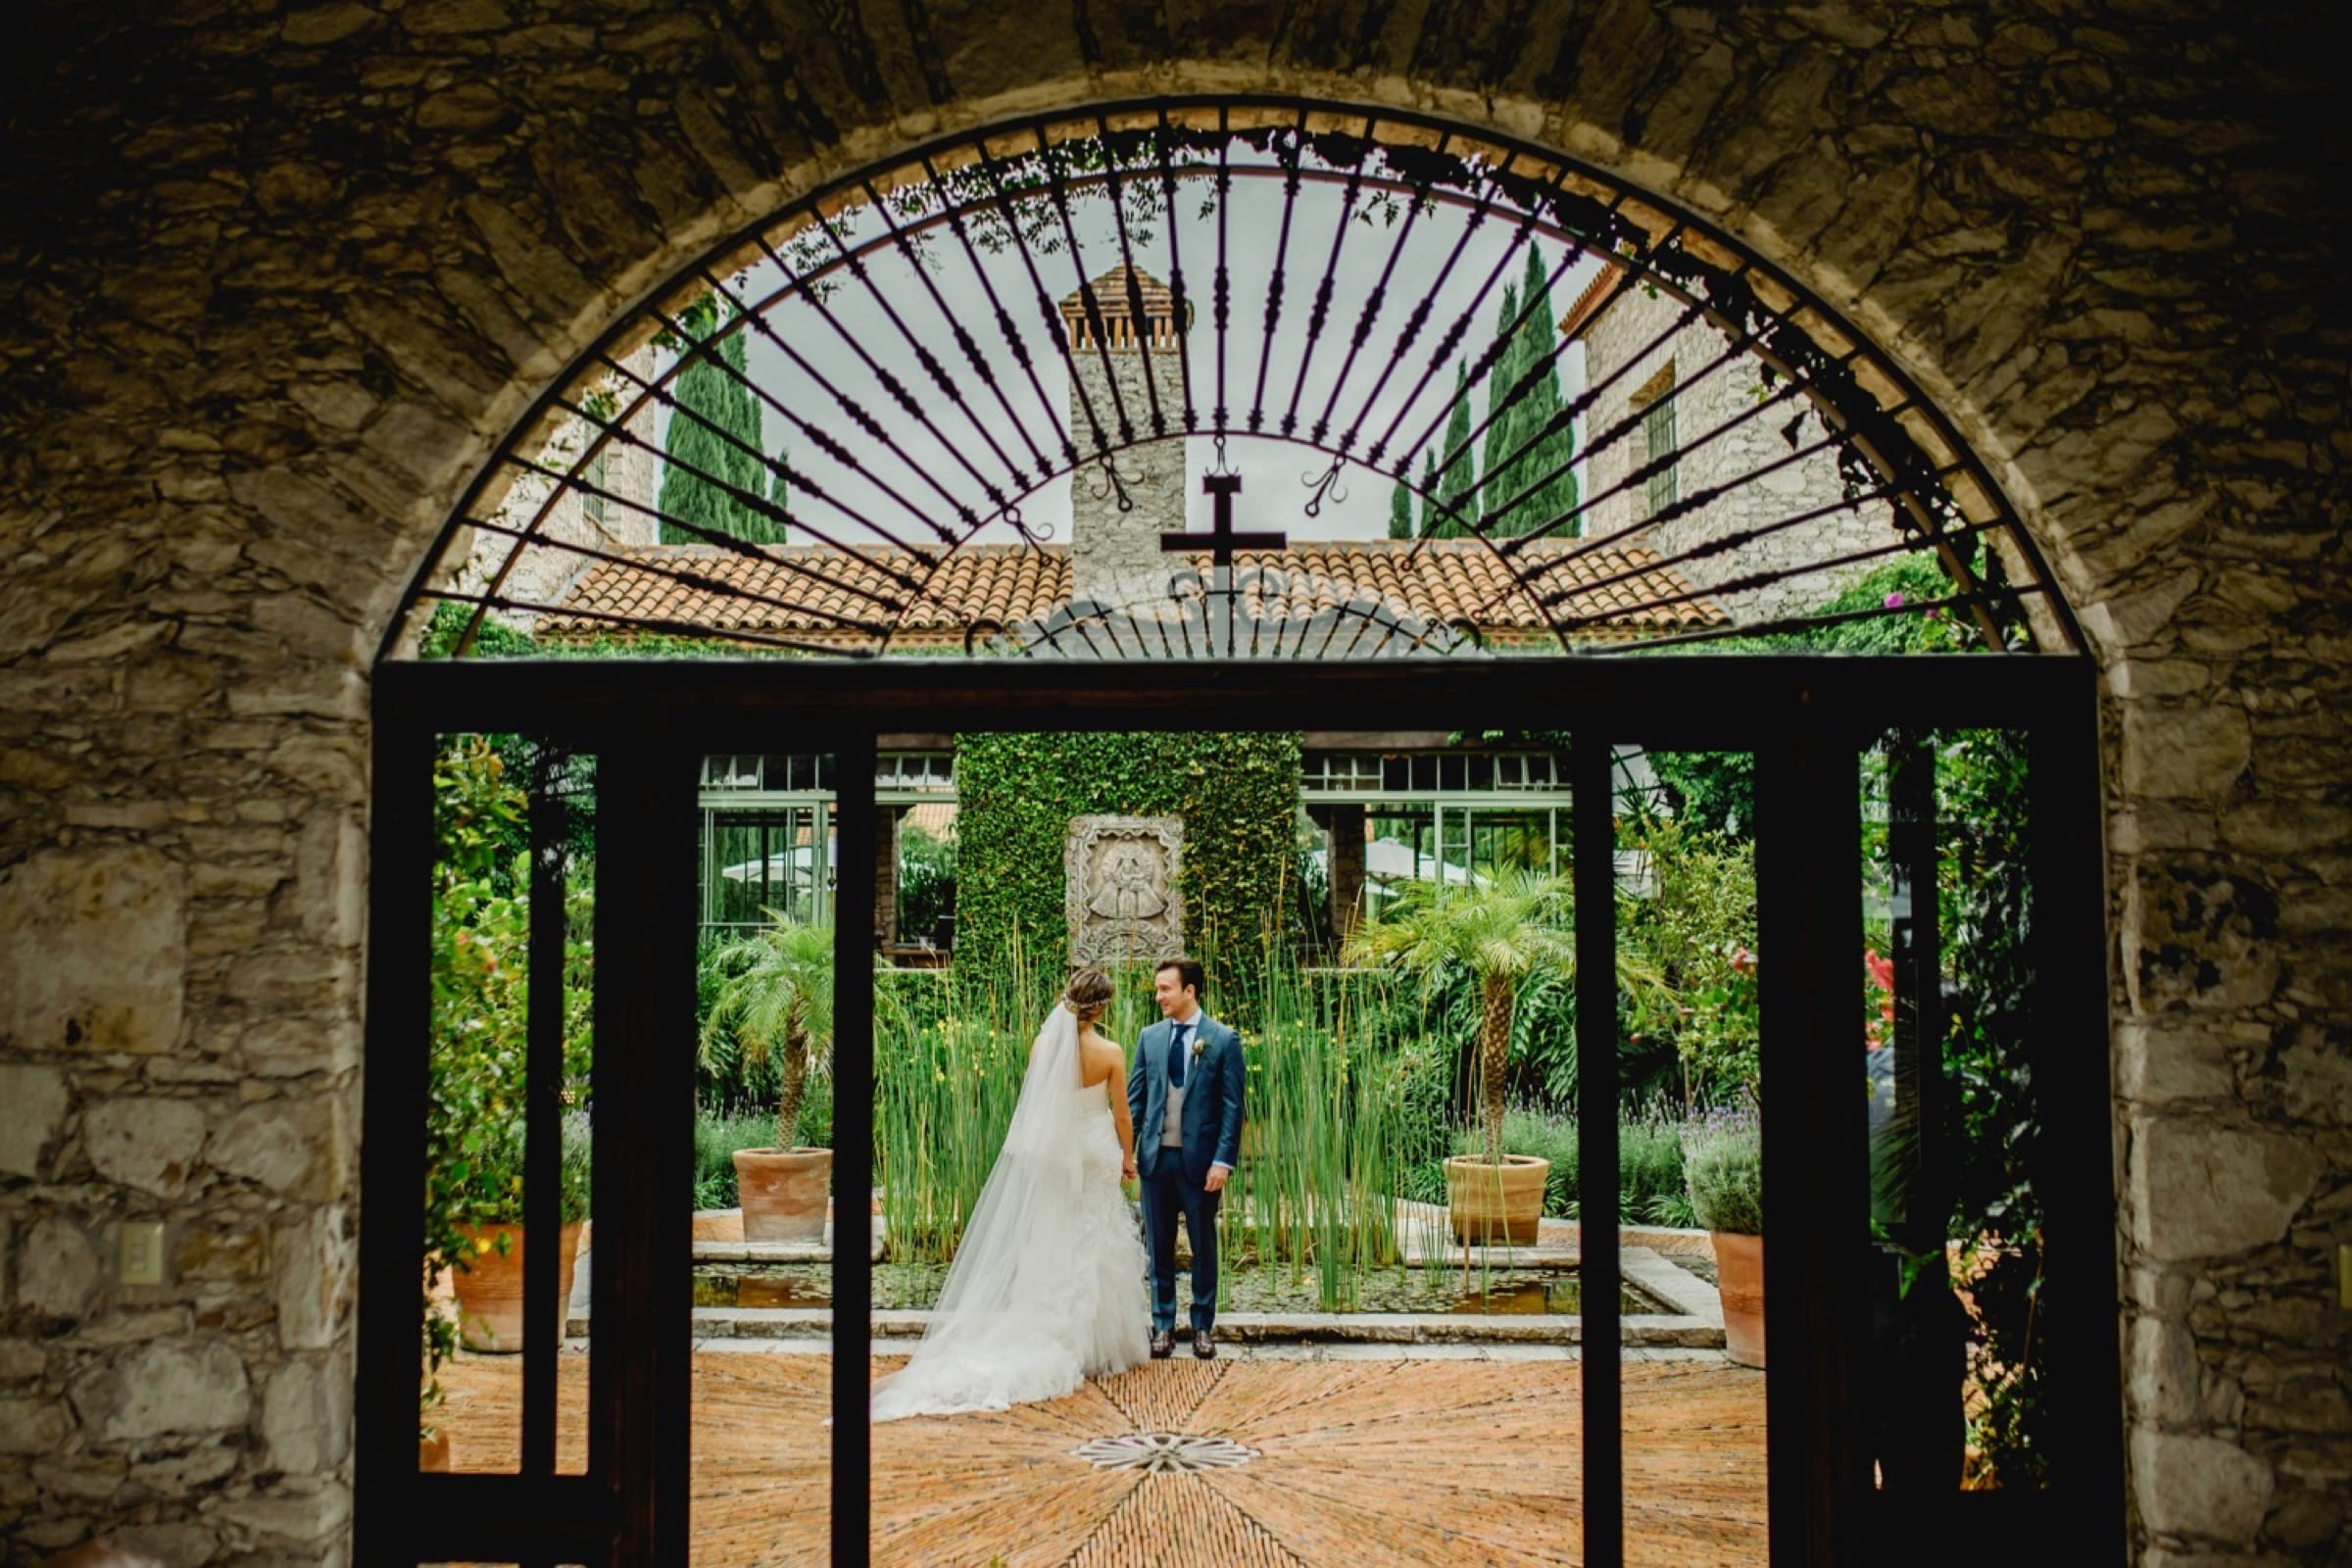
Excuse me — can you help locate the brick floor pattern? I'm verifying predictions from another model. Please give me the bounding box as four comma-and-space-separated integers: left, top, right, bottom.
436, 1352, 1767, 1566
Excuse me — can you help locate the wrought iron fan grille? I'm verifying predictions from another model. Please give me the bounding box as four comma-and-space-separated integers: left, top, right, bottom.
388, 98, 2081, 663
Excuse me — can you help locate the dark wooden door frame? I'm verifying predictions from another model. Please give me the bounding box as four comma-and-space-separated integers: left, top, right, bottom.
355, 654, 2120, 1567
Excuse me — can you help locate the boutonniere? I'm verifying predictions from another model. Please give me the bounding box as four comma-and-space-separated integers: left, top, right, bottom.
1189, 1034, 1206, 1062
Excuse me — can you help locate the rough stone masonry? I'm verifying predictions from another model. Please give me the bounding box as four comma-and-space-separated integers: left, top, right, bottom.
1061, 263, 1192, 613
0, 2, 2344, 1565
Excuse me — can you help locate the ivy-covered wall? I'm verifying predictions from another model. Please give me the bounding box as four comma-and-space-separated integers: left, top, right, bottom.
952, 731, 1302, 995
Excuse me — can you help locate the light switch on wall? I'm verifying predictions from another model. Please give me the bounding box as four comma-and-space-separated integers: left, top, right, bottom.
120, 1221, 166, 1287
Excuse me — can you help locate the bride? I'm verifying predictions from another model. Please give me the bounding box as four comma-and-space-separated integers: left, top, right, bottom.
869, 967, 1151, 1421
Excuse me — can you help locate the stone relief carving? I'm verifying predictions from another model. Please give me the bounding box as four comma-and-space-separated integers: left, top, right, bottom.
1065, 815, 1185, 966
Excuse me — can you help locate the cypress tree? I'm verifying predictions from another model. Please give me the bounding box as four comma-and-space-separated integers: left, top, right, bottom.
1482, 246, 1579, 537
1416, 451, 1440, 538
1388, 473, 1413, 539
1429, 361, 1479, 539
1480, 280, 1524, 509
768, 440, 794, 545
659, 295, 785, 545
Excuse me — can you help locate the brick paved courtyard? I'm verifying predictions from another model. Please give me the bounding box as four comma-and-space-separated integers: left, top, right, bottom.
436, 1346, 1767, 1565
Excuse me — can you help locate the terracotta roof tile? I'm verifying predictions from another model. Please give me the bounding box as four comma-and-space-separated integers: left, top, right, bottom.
1058, 262, 1175, 320
1559, 262, 1630, 341
539, 539, 1723, 649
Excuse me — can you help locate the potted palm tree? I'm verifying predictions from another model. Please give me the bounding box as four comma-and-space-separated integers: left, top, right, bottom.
700, 910, 836, 1243
1346, 867, 1574, 1247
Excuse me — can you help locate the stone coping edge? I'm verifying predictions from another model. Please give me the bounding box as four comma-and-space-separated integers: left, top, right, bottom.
566, 1304, 1723, 1349
630, 1243, 1727, 1345
689, 1236, 1714, 1267
694, 1239, 884, 1262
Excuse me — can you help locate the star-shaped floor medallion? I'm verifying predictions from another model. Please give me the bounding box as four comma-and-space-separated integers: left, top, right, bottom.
1072, 1431, 1259, 1473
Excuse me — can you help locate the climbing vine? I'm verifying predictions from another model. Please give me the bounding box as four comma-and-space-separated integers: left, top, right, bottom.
951, 730, 1301, 1001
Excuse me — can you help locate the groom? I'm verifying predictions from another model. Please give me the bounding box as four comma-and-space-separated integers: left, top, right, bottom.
1127, 956, 1245, 1360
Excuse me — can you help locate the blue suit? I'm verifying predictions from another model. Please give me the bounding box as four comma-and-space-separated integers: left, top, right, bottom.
1128, 1012, 1246, 1335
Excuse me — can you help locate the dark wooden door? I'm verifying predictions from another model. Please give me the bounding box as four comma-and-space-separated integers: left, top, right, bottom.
356, 655, 2117, 1567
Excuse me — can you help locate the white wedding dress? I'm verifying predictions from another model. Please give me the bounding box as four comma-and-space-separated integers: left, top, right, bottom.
869, 1003, 1151, 1421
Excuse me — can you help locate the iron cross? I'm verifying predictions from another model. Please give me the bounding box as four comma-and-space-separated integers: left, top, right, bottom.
1160, 472, 1287, 565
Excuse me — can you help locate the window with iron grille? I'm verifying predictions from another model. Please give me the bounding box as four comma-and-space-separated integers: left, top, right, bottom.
1641, 373, 1679, 520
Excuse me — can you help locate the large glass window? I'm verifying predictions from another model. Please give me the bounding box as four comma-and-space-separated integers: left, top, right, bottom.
700, 806, 833, 938
1360, 802, 1572, 921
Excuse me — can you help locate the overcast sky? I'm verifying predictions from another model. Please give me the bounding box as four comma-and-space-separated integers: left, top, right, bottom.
646, 160, 1602, 548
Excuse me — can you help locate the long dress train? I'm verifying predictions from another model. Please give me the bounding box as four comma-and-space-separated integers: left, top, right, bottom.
868, 1004, 1149, 1421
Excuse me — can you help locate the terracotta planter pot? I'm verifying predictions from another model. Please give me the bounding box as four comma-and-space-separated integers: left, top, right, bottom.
733, 1147, 833, 1243
1444, 1153, 1548, 1247
1711, 1229, 1765, 1368
448, 1221, 584, 1354
418, 1428, 452, 1472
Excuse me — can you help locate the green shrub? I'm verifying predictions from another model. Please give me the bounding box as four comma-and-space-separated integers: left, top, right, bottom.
898, 823, 956, 944
1399, 1157, 1449, 1206
1619, 1112, 1693, 1226
1682, 1110, 1762, 1234
692, 1107, 782, 1210
1618, 815, 1759, 1105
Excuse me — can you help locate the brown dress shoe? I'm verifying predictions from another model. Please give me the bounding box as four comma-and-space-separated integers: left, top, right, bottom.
1193, 1325, 1216, 1359
1150, 1329, 1174, 1359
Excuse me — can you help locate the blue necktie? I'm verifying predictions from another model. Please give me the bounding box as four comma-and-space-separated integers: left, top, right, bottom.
1168, 1023, 1190, 1088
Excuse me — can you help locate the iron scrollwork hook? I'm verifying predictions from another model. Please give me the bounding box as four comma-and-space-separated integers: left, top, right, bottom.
1083, 454, 1136, 513
1301, 455, 1348, 519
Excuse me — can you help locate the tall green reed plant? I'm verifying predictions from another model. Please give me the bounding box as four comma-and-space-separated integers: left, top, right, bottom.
1217, 962, 1451, 1308
876, 936, 1453, 1309
874, 931, 1054, 1265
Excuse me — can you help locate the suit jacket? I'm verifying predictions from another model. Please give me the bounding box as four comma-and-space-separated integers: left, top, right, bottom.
1127, 1013, 1246, 1184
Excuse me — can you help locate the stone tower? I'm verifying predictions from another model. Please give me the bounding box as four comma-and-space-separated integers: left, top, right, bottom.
1058, 264, 1190, 610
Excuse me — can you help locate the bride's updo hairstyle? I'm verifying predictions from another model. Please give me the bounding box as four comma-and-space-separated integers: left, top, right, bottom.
1063, 968, 1113, 1023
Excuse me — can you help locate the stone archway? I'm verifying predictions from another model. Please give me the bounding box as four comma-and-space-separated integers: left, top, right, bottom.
0, 7, 2341, 1565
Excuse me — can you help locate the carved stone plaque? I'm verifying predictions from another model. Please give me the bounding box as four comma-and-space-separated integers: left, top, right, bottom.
1065, 815, 1185, 966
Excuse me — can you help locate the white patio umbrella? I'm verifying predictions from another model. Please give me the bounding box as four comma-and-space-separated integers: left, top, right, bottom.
1361, 838, 1480, 888
718, 841, 835, 883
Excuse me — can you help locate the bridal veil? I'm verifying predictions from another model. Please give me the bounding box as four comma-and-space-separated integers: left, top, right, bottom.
869, 1001, 1141, 1421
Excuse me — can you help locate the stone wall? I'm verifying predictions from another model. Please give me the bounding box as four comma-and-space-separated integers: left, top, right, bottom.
1575, 280, 1884, 623
0, 3, 2343, 1564
438, 345, 661, 638
1069, 347, 1190, 612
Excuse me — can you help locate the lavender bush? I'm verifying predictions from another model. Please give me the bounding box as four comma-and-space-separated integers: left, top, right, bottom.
1681, 1107, 1762, 1235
